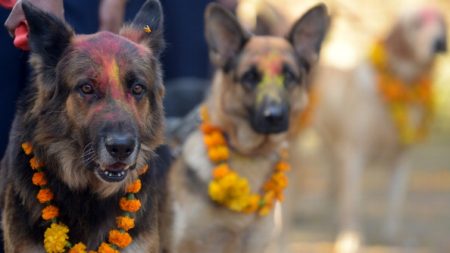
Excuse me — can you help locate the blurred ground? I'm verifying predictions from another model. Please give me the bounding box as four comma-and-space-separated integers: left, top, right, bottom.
236, 0, 450, 252
273, 131, 450, 253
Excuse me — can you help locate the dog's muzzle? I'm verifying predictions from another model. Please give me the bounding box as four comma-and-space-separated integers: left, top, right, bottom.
251, 99, 289, 134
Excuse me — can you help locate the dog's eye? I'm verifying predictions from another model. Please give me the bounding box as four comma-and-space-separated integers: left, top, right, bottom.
283, 66, 299, 85
131, 83, 146, 97
241, 68, 261, 89
79, 83, 95, 95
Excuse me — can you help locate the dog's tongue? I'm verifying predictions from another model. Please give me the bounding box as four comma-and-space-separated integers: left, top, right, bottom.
107, 162, 127, 172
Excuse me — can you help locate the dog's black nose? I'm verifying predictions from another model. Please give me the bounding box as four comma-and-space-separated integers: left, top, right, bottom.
433, 37, 447, 53
105, 134, 136, 160
251, 100, 289, 134
263, 104, 285, 125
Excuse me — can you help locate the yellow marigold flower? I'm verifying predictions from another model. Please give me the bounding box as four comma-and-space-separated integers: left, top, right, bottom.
208, 181, 225, 202
208, 146, 229, 162
22, 142, 33, 155
212, 164, 230, 179
126, 179, 141, 193
30, 156, 45, 170
137, 164, 149, 176
42, 205, 59, 220
259, 205, 272, 216
97, 243, 119, 253
119, 198, 141, 212
116, 216, 135, 231
69, 243, 87, 253
244, 195, 260, 213
108, 230, 132, 248
44, 223, 69, 253
37, 188, 54, 203
32, 172, 48, 186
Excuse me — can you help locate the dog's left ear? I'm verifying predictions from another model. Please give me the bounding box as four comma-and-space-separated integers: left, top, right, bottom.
120, 0, 165, 56
22, 2, 74, 81
287, 4, 330, 70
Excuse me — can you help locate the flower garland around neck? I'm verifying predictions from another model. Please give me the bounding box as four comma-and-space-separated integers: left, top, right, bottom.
199, 106, 290, 216
22, 142, 150, 253
369, 42, 434, 145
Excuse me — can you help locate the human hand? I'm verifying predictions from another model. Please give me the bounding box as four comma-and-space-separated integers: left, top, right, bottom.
4, 0, 64, 37
99, 0, 127, 33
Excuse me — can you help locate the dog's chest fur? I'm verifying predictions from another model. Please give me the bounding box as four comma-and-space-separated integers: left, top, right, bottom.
170, 131, 278, 251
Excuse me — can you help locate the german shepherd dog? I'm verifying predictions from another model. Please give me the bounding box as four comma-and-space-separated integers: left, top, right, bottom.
168, 3, 329, 253
0, 1, 169, 252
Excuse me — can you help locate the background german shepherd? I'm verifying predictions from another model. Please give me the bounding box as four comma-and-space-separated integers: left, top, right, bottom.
0, 0, 169, 252
168, 3, 329, 253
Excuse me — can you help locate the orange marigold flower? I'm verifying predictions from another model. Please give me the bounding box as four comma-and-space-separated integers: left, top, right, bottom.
69, 243, 87, 253
22, 142, 33, 155
119, 198, 141, 212
30, 156, 45, 170
137, 164, 149, 176
37, 188, 54, 203
32, 172, 48, 186
275, 162, 290, 172
204, 131, 226, 148
126, 179, 142, 193
200, 123, 220, 135
42, 205, 59, 220
108, 230, 132, 248
116, 216, 135, 231
212, 164, 230, 179
97, 243, 119, 253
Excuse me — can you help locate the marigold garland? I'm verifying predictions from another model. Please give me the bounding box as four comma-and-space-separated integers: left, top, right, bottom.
22, 142, 147, 253
370, 42, 434, 145
200, 106, 290, 216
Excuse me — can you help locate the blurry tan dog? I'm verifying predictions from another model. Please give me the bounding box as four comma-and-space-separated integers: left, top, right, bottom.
311, 6, 447, 251
167, 3, 329, 253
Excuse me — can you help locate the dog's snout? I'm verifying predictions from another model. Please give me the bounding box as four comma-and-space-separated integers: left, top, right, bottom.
251, 100, 289, 134
263, 104, 285, 125
433, 37, 447, 53
105, 133, 136, 160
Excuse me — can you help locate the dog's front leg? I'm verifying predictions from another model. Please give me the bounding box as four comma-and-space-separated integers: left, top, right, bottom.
383, 151, 410, 239
241, 214, 275, 253
334, 146, 366, 253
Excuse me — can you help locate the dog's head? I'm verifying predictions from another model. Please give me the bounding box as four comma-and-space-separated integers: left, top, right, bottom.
23, 0, 165, 195
386, 6, 447, 67
205, 3, 329, 151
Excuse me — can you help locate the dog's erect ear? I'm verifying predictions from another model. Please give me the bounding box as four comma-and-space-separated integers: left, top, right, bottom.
205, 3, 250, 69
287, 4, 329, 70
22, 2, 74, 70
120, 0, 165, 56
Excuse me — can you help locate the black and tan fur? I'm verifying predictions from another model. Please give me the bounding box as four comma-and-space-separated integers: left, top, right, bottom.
0, 1, 170, 252
167, 3, 329, 253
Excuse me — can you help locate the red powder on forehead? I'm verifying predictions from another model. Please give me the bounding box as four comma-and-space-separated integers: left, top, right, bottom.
419, 8, 441, 25
259, 52, 283, 77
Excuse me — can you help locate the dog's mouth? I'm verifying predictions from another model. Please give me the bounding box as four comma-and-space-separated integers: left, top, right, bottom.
96, 163, 131, 182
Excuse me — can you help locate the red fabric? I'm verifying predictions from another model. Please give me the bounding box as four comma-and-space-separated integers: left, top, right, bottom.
0, 0, 15, 9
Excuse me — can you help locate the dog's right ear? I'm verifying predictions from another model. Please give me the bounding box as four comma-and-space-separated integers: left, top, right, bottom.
205, 3, 250, 70
22, 2, 74, 73
120, 0, 165, 57
287, 4, 329, 71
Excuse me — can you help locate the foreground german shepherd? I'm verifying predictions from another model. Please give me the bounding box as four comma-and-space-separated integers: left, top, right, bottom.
0, 1, 169, 252
168, 3, 329, 253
